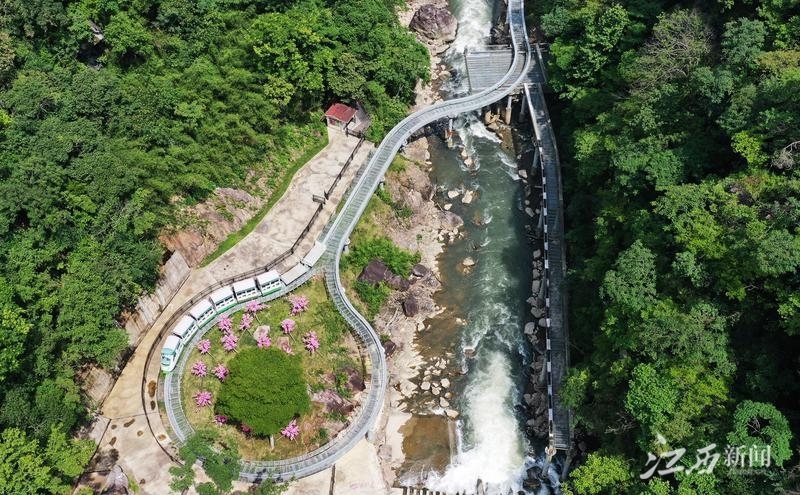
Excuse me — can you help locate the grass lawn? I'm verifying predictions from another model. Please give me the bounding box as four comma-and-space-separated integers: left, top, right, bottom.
180, 276, 364, 460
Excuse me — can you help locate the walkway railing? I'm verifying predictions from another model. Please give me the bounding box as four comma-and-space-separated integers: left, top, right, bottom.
524, 81, 571, 450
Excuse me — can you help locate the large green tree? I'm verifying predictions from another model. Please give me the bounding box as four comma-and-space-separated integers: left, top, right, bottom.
215, 347, 310, 437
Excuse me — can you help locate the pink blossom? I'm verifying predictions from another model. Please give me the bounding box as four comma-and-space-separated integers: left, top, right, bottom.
303, 331, 320, 354
197, 339, 211, 354
218, 315, 233, 333
213, 364, 229, 381
257, 334, 272, 348
214, 414, 228, 426
281, 419, 300, 440
245, 300, 266, 314
241, 423, 252, 435
240, 313, 253, 331
288, 295, 309, 315
191, 361, 208, 377
193, 390, 212, 407
221, 332, 239, 352
281, 318, 296, 335
280, 340, 294, 355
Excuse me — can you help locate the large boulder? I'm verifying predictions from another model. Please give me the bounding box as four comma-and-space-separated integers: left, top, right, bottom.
357, 259, 389, 285
410, 5, 458, 42
411, 263, 430, 278
403, 297, 420, 317
386, 273, 411, 291
311, 390, 354, 416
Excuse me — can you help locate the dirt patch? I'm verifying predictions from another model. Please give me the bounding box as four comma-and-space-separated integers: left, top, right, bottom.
148, 380, 157, 398
109, 437, 117, 446
399, 415, 451, 474
137, 430, 144, 437
123, 418, 135, 428
150, 400, 155, 410
160, 187, 264, 267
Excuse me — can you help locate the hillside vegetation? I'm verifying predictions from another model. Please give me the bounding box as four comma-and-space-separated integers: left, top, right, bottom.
0, 0, 427, 490
535, 0, 800, 492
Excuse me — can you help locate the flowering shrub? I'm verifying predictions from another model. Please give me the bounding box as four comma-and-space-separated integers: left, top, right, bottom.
213, 364, 229, 381
280, 341, 294, 355
280, 318, 296, 336
288, 295, 309, 315
221, 332, 239, 352
214, 415, 228, 426
240, 313, 253, 331
303, 332, 320, 354
256, 334, 272, 348
245, 300, 266, 314
218, 315, 233, 333
193, 390, 212, 407
191, 361, 208, 377
281, 419, 300, 440
197, 339, 211, 354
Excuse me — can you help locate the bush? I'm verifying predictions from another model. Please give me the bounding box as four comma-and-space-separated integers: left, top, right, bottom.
216, 348, 310, 437
353, 281, 391, 320
343, 236, 420, 276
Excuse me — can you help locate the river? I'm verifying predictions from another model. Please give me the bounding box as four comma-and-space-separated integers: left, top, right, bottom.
398, 0, 559, 493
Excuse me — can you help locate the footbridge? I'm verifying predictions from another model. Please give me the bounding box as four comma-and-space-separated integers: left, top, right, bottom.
160, 0, 570, 483
523, 82, 571, 451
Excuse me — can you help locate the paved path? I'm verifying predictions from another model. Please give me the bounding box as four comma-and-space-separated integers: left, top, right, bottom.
89, 128, 372, 494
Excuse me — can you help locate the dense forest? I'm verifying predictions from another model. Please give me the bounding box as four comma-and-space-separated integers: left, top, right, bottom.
0, 0, 427, 491
534, 0, 800, 493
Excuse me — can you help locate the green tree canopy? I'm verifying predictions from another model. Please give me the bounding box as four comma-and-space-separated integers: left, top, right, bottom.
216, 347, 310, 437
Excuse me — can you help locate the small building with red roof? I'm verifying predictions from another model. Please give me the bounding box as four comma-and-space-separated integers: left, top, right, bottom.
324, 103, 357, 130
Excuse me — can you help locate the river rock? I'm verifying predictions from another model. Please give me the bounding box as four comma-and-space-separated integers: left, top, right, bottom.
533, 249, 542, 259
411, 263, 430, 278
358, 259, 389, 285
462, 257, 476, 267
440, 397, 450, 408
432, 386, 441, 396
386, 273, 411, 291
441, 210, 464, 229
253, 325, 270, 340
444, 203, 452, 210
344, 367, 366, 392
524, 322, 536, 335
525, 207, 535, 217
461, 190, 474, 204
518, 168, 528, 180
311, 390, 354, 415
420, 380, 431, 391
446, 409, 459, 419
403, 297, 419, 317
538, 318, 547, 328
410, 5, 458, 42
441, 378, 450, 388
447, 189, 460, 199
383, 339, 397, 357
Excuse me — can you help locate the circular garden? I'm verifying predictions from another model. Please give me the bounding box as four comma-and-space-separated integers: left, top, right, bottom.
179, 279, 367, 460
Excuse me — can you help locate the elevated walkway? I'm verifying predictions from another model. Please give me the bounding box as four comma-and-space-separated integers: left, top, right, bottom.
524, 81, 571, 450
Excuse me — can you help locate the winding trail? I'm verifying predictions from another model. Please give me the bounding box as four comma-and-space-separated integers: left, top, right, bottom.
161, 0, 538, 483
